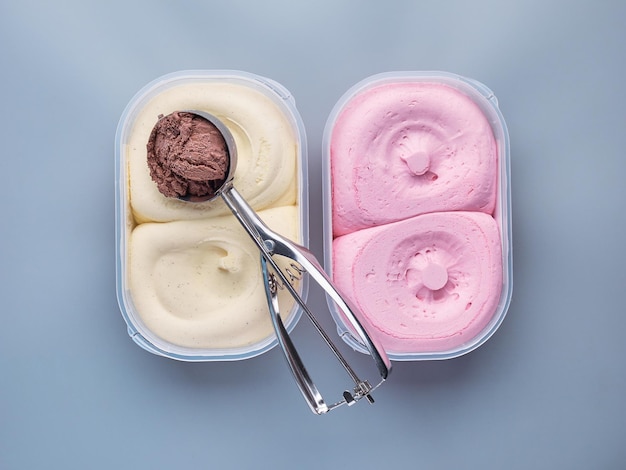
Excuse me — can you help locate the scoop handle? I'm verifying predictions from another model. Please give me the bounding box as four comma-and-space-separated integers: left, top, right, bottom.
261, 257, 329, 414
219, 183, 392, 381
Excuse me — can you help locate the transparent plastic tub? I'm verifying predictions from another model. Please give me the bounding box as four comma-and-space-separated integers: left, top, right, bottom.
115, 70, 308, 361
322, 71, 512, 361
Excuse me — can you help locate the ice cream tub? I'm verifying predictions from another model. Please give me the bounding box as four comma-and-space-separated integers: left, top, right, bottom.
323, 71, 512, 361
115, 70, 308, 361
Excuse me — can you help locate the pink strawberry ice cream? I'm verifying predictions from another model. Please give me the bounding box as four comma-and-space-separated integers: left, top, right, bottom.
331, 82, 497, 237
333, 211, 502, 353
328, 77, 508, 356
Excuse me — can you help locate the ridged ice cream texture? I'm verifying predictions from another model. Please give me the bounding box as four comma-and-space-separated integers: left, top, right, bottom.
130, 206, 299, 349
331, 82, 497, 237
330, 81, 502, 354
333, 211, 502, 353
127, 82, 297, 223
124, 80, 301, 350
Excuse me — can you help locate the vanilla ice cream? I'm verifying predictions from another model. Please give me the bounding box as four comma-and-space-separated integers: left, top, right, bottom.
129, 206, 299, 349
115, 71, 307, 359
127, 80, 298, 224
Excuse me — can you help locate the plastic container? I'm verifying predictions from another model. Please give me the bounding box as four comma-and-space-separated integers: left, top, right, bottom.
115, 70, 308, 361
322, 71, 512, 361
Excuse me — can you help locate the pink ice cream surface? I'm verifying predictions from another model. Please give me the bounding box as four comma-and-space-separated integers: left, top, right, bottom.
333, 211, 502, 354
331, 82, 497, 237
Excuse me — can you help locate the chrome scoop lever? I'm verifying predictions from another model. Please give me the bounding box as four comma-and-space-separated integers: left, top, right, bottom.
262, 266, 327, 413
219, 184, 391, 414
261, 258, 384, 414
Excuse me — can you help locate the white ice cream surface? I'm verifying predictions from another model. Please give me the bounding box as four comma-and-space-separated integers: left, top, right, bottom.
127, 82, 297, 223
129, 206, 299, 349
123, 79, 302, 353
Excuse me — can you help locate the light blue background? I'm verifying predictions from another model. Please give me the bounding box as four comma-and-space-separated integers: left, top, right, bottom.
1, 1, 625, 469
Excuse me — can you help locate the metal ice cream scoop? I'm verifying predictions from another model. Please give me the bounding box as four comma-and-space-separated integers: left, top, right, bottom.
174, 110, 391, 414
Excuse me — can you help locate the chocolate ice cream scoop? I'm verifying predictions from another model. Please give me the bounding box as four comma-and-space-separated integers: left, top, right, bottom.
147, 111, 229, 200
